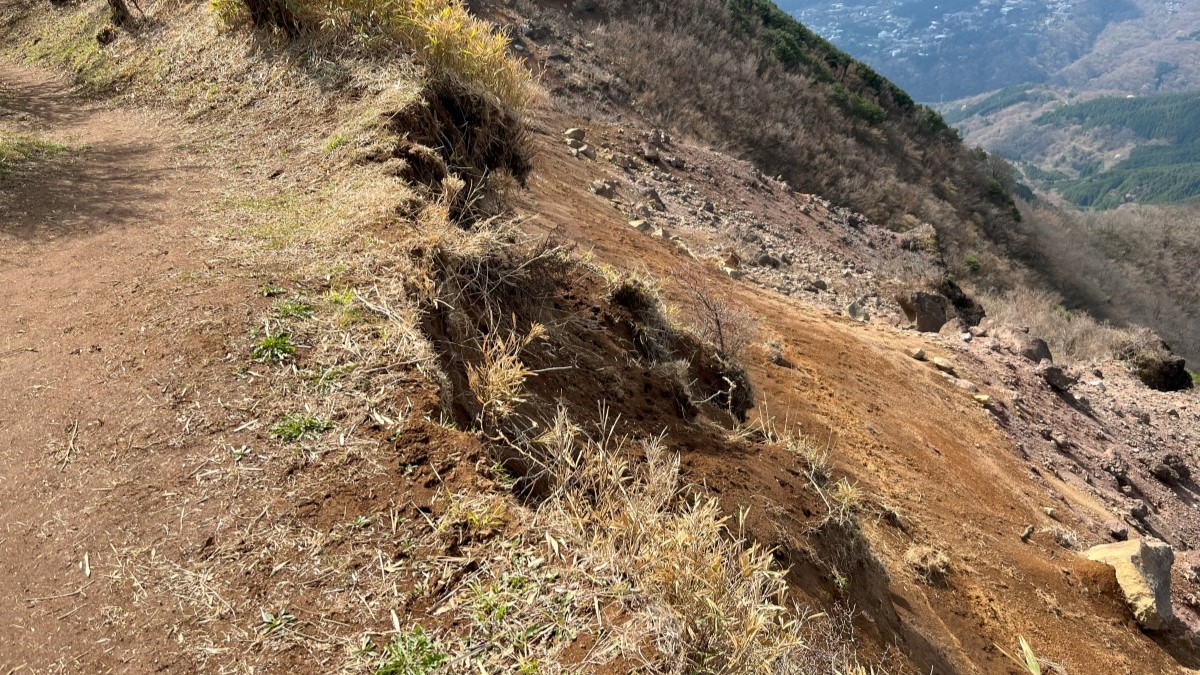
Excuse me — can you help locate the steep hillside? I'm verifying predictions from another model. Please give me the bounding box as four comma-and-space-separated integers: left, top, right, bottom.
781, 0, 1200, 101
3, 0, 1200, 673
498, 0, 1032, 286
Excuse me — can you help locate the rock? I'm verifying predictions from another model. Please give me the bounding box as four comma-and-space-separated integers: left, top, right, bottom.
969, 325, 989, 338
639, 187, 666, 211
1108, 522, 1130, 542
722, 266, 743, 280
578, 144, 596, 160
955, 379, 979, 393
590, 180, 616, 198
938, 319, 965, 337
639, 142, 661, 162
628, 220, 653, 233
909, 348, 927, 361
996, 327, 1053, 364
563, 128, 585, 142
845, 301, 870, 323
566, 138, 585, 150
1128, 342, 1194, 392
810, 279, 828, 291
611, 154, 637, 170
1086, 540, 1174, 630
932, 357, 956, 376
960, 332, 973, 343
1036, 360, 1079, 393
895, 291, 955, 333
938, 279, 986, 327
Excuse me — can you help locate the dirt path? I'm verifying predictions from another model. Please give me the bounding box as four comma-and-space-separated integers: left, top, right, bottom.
0, 62, 260, 673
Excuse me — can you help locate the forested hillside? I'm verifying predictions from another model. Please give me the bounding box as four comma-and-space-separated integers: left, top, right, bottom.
1035, 92, 1200, 208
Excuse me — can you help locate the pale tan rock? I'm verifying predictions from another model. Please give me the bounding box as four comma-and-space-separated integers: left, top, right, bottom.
1086, 539, 1174, 630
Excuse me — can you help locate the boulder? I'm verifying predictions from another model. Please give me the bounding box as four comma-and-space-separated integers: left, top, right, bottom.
896, 291, 955, 333
996, 326, 1053, 364
845, 300, 870, 323
566, 138, 585, 150
1131, 351, 1193, 392
938, 279, 986, 327
589, 180, 615, 198
1036, 359, 1078, 393
932, 357, 956, 376
1086, 539, 1174, 630
628, 220, 653, 233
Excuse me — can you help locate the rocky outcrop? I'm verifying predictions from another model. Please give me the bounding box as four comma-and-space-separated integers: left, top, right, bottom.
896, 291, 954, 333
938, 279, 985, 327
1128, 346, 1193, 392
1086, 539, 1174, 630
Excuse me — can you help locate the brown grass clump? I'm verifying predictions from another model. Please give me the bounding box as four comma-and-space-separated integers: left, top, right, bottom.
533, 406, 821, 672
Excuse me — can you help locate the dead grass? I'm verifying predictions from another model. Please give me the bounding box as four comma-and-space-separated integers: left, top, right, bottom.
979, 286, 1155, 364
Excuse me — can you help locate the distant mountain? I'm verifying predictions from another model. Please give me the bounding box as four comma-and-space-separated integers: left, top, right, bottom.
777, 0, 1200, 102
944, 86, 1200, 208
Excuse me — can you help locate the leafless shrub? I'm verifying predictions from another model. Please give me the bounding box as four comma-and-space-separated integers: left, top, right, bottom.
678, 272, 759, 362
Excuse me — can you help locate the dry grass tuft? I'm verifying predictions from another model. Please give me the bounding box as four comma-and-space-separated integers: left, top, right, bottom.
903, 545, 951, 585
532, 406, 815, 672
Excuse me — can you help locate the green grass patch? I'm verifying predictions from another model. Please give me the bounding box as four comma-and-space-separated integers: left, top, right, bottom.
252, 332, 297, 363
276, 298, 316, 320
0, 134, 68, 177
271, 413, 332, 442
376, 625, 447, 675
